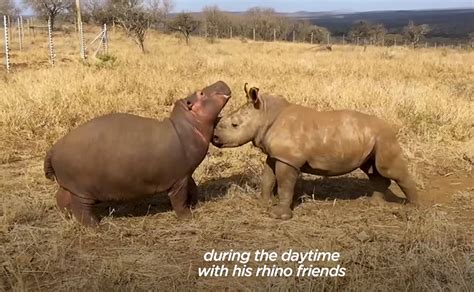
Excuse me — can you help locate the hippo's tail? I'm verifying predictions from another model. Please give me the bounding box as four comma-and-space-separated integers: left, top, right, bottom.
44, 149, 56, 181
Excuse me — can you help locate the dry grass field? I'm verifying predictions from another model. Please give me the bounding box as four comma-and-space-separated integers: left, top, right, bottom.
0, 28, 473, 291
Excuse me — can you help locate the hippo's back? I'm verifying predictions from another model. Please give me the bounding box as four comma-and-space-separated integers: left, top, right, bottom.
48, 113, 187, 201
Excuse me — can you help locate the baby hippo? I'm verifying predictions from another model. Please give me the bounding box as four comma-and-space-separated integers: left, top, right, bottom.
212, 84, 419, 219
45, 81, 231, 226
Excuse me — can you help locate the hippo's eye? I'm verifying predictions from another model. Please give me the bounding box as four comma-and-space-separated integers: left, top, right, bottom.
232, 122, 238, 128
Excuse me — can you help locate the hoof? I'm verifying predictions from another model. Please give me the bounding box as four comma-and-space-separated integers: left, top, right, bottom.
369, 193, 386, 206
257, 197, 272, 208
175, 209, 193, 220
269, 205, 292, 220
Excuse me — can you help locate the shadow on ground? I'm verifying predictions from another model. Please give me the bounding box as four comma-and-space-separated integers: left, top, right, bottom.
294, 176, 407, 205
94, 173, 407, 220
95, 174, 256, 219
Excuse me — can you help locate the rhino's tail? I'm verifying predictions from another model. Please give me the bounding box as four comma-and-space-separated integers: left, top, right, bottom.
44, 149, 56, 181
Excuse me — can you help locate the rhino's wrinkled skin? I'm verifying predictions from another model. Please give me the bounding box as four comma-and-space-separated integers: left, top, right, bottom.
45, 81, 231, 226
212, 84, 419, 219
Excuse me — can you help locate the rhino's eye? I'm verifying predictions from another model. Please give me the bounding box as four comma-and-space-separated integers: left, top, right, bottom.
231, 122, 238, 128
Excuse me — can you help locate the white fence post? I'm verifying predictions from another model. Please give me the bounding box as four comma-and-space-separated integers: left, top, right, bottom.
79, 21, 85, 60
48, 16, 55, 65
3, 16, 11, 73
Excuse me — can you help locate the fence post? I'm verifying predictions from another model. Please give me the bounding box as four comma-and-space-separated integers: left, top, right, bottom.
342, 34, 345, 45
292, 30, 295, 42
311, 32, 313, 44
273, 28, 276, 42
327, 33, 330, 45
48, 16, 55, 65
79, 21, 85, 60
253, 27, 255, 41
103, 23, 108, 54
17, 17, 22, 51
20, 16, 24, 45
3, 15, 11, 73
229, 26, 232, 38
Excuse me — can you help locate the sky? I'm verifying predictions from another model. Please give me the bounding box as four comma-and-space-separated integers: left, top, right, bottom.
172, 0, 473, 12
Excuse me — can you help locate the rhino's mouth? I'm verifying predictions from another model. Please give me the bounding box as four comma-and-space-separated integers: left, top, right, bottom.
212, 135, 223, 147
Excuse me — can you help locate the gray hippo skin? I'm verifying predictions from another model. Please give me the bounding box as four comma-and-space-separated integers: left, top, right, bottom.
44, 81, 231, 226
212, 83, 419, 220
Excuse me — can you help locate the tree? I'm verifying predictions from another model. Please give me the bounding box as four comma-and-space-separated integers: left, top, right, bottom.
148, 0, 172, 27
202, 5, 229, 39
169, 12, 199, 44
111, 0, 151, 53
404, 20, 430, 48
84, 0, 111, 24
349, 21, 372, 44
369, 23, 387, 45
0, 0, 16, 16
308, 25, 330, 44
23, 0, 74, 30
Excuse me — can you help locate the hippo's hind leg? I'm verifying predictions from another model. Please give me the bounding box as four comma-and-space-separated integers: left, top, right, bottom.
270, 160, 298, 220
373, 139, 420, 205
69, 193, 99, 227
168, 177, 193, 219
56, 187, 73, 211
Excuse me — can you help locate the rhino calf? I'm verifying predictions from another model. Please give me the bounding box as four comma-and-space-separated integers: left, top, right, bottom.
212, 84, 419, 219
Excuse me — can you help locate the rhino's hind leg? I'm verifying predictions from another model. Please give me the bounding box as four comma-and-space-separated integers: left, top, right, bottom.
69, 193, 99, 227
360, 161, 391, 205
168, 177, 193, 219
270, 161, 298, 220
374, 141, 420, 205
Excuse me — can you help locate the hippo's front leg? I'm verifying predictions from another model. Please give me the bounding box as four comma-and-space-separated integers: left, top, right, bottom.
270, 160, 299, 220
168, 177, 193, 219
260, 156, 276, 207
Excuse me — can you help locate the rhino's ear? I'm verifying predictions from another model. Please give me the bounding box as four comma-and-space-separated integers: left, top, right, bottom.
248, 87, 260, 106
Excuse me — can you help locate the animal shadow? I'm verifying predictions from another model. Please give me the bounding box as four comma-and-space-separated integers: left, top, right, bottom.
94, 174, 256, 219
293, 176, 407, 206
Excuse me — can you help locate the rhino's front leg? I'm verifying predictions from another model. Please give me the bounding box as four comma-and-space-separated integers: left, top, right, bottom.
270, 160, 299, 220
168, 177, 193, 219
187, 176, 199, 207
260, 156, 276, 208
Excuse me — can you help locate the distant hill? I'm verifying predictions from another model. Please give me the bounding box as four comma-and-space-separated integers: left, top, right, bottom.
285, 9, 474, 38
